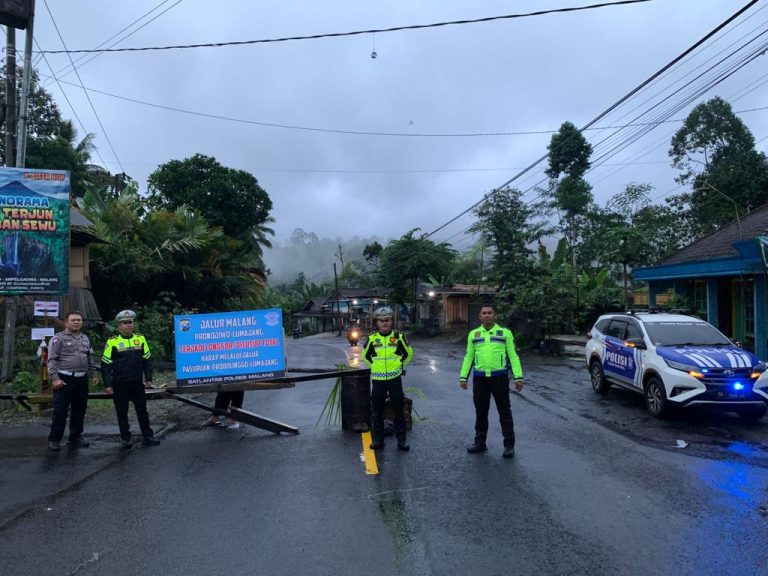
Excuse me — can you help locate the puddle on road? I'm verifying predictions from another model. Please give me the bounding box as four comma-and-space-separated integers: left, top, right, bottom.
378, 495, 430, 574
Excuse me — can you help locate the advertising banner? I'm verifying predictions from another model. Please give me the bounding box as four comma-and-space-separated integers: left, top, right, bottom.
0, 167, 70, 294
174, 308, 286, 386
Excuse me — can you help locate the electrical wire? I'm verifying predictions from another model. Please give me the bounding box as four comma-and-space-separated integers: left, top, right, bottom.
37, 1, 656, 54
47, 0, 185, 85
32, 38, 109, 168
42, 0, 125, 174
33, 70, 768, 138
422, 0, 761, 239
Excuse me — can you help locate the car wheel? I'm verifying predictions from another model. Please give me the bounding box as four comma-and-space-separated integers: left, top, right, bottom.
736, 405, 767, 422
589, 360, 610, 394
644, 375, 670, 418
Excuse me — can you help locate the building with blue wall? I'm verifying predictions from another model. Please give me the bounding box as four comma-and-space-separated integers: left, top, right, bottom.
634, 203, 768, 361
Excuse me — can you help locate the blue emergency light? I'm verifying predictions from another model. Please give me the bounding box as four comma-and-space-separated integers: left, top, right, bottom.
733, 382, 744, 391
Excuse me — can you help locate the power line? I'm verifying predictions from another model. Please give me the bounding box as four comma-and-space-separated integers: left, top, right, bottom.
42, 0, 125, 174
31, 39, 110, 168
38, 0, 655, 54
422, 0, 761, 239
47, 0, 185, 85
35, 71, 768, 138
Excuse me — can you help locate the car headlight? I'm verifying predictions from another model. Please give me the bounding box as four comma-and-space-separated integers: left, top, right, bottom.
664, 358, 705, 378
751, 362, 767, 379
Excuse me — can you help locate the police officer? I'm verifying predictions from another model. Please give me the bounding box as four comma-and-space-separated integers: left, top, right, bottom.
460, 303, 523, 458
102, 310, 160, 448
46, 311, 99, 451
362, 306, 413, 451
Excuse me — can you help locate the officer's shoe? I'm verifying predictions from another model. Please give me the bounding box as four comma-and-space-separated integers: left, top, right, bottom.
369, 440, 385, 450
466, 443, 488, 454
48, 440, 61, 451
142, 437, 160, 446
397, 441, 410, 452
502, 446, 515, 459
67, 438, 90, 448
120, 437, 132, 449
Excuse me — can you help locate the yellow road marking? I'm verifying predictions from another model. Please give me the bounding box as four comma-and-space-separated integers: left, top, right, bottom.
361, 431, 379, 475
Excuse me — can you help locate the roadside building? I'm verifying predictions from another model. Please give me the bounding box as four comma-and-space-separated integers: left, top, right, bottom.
634, 203, 768, 360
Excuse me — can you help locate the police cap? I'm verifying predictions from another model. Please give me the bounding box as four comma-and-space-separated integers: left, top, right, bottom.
115, 309, 137, 322
374, 306, 393, 320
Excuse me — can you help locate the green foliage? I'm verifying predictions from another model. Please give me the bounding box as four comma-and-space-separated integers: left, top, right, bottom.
0, 67, 95, 196
669, 97, 768, 236
363, 241, 383, 263
317, 363, 347, 428
450, 239, 491, 284
543, 121, 595, 273
12, 371, 38, 394
130, 293, 197, 361
470, 187, 548, 291
147, 154, 274, 254
80, 184, 268, 316
378, 229, 456, 305
545, 121, 592, 180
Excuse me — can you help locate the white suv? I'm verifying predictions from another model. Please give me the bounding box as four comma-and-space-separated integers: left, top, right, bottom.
585, 312, 768, 420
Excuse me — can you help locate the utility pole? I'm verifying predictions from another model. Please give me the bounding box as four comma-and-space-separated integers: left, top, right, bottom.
333, 262, 341, 336
2, 26, 18, 394
2, 3, 35, 396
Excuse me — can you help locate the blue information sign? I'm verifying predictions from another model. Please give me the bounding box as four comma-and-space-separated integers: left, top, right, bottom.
174, 308, 285, 386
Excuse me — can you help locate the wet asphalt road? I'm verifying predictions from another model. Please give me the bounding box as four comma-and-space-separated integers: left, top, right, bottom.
1, 333, 767, 576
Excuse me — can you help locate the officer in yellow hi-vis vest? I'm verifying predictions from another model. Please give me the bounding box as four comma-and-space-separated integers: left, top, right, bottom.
460, 303, 523, 458
102, 310, 160, 449
362, 306, 413, 452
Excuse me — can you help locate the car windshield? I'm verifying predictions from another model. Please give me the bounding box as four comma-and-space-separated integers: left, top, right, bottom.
644, 321, 732, 347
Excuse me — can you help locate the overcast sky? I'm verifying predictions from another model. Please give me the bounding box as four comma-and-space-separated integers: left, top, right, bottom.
30, 0, 768, 251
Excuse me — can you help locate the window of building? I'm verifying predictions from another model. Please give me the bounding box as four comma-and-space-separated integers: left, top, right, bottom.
693, 280, 707, 317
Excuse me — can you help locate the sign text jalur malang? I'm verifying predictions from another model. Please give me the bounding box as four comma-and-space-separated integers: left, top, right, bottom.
0, 167, 70, 295
173, 308, 286, 386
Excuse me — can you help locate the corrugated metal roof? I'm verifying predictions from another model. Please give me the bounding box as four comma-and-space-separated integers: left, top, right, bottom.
656, 202, 768, 265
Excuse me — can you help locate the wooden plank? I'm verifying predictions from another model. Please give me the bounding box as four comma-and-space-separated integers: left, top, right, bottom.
0, 388, 169, 404
0, 368, 372, 404
167, 392, 299, 435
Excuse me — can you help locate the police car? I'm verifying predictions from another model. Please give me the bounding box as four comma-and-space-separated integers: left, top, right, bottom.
585, 312, 768, 420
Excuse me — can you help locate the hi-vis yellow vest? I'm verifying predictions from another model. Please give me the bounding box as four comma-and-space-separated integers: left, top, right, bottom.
460, 324, 522, 380
362, 331, 413, 381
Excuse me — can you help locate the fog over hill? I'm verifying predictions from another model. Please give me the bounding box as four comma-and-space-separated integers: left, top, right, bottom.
263, 228, 390, 285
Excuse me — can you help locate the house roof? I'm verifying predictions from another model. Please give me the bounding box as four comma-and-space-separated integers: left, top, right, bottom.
421, 283, 498, 296
70, 208, 103, 246
656, 202, 768, 266
333, 287, 392, 299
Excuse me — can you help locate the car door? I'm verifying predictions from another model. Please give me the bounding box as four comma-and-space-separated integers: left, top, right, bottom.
602, 319, 637, 385
624, 320, 645, 389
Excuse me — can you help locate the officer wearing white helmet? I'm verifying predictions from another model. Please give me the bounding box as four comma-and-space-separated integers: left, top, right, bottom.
362, 306, 413, 452
101, 310, 160, 448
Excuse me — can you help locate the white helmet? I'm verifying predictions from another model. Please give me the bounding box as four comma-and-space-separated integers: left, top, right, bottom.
115, 309, 137, 322
374, 306, 393, 319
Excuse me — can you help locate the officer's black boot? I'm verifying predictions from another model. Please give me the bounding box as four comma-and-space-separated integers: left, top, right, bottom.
396, 435, 410, 452
503, 445, 515, 458
369, 436, 385, 450
467, 436, 487, 453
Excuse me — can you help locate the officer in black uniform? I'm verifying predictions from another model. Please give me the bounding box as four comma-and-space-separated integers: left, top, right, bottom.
102, 310, 160, 448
